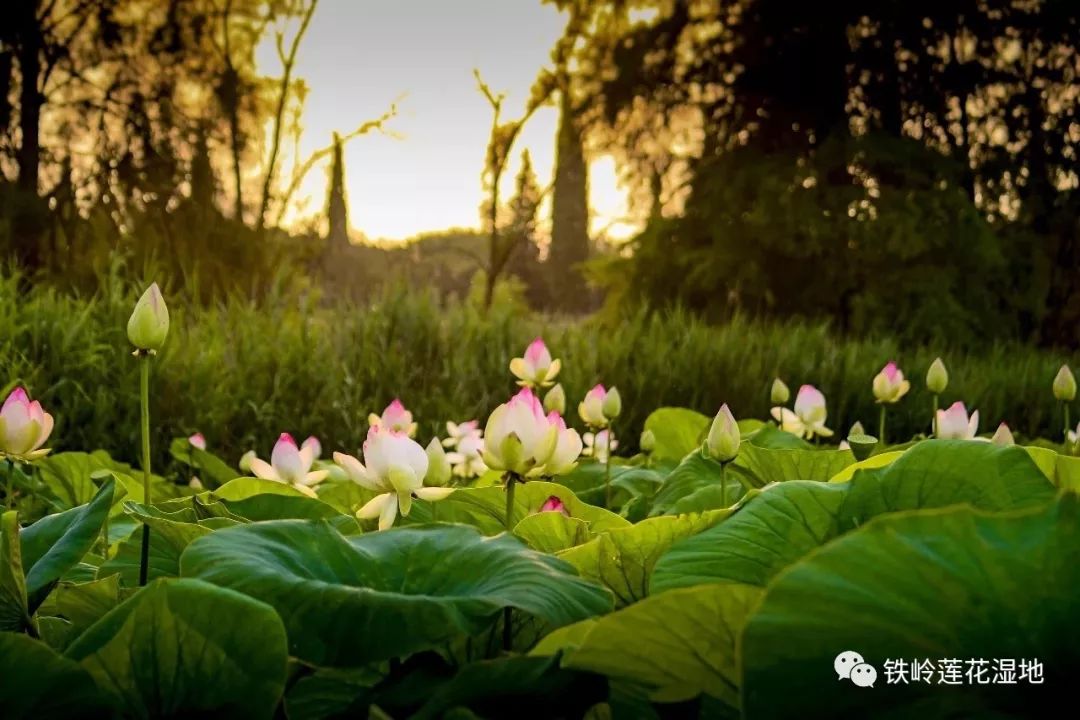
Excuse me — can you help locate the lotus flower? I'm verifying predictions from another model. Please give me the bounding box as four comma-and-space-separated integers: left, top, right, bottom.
0, 387, 54, 461
578, 384, 620, 428
239, 449, 256, 473
991, 422, 1015, 446
248, 433, 330, 497
872, 362, 911, 404
425, 437, 452, 487
705, 404, 740, 463
582, 429, 618, 462
482, 388, 559, 477
935, 402, 979, 440
545, 412, 583, 475
1067, 423, 1080, 455
334, 427, 454, 530
369, 399, 418, 438
302, 435, 322, 460
127, 283, 170, 353
771, 385, 833, 439
539, 496, 569, 515
446, 429, 488, 479
442, 420, 480, 448
510, 338, 561, 388
188, 433, 207, 450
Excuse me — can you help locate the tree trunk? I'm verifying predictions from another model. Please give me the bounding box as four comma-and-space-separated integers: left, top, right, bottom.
548, 90, 589, 309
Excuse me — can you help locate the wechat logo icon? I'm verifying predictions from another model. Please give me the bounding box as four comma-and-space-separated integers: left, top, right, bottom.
835, 651, 877, 688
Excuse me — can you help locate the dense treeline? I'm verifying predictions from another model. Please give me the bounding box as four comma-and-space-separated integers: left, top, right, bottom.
2, 1, 1079, 348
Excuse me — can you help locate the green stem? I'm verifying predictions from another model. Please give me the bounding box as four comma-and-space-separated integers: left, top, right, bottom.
878, 405, 887, 446
932, 394, 939, 437
503, 472, 518, 652
1064, 403, 1071, 446
138, 355, 152, 586
604, 429, 613, 508
3, 460, 12, 510
719, 463, 728, 507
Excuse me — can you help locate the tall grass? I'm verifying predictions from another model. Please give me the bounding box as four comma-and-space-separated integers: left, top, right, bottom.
1, 272, 1076, 470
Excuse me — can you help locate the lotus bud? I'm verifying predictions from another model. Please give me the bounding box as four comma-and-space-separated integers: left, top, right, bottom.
425, 437, 452, 487
126, 283, 170, 352
705, 404, 740, 463
601, 386, 622, 419
188, 433, 207, 451
1053, 364, 1076, 402
872, 362, 911, 404
0, 387, 55, 460
848, 421, 865, 436
539, 495, 569, 515
936, 402, 979, 440
771, 378, 790, 405
543, 383, 566, 415
926, 358, 949, 394
991, 422, 1015, 447
640, 429, 656, 453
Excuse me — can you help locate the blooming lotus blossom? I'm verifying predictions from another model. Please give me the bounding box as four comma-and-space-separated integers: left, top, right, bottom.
582, 429, 618, 463
578, 384, 620, 428
447, 431, 487, 479
1067, 423, 1080, 455
935, 402, 979, 440
539, 496, 569, 515
482, 388, 560, 477
872, 362, 911, 404
771, 385, 833, 439
334, 427, 454, 530
0, 388, 54, 461
509, 338, 561, 388
368, 399, 418, 437
991, 423, 1015, 446
188, 433, 207, 450
442, 420, 480, 448
248, 433, 330, 497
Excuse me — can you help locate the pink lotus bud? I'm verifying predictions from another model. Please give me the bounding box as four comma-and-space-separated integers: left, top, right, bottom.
188, 433, 207, 451
0, 387, 54, 460
509, 338, 561, 388
539, 495, 569, 515
872, 362, 911, 404
936, 402, 979, 440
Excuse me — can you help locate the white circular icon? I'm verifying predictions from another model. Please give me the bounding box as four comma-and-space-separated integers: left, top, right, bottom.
834, 650, 865, 680
850, 662, 877, 688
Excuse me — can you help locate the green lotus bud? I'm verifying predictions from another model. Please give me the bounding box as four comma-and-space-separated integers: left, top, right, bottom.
543, 383, 566, 415
846, 433, 878, 462
771, 378, 790, 405
639, 429, 656, 453
705, 404, 740, 463
1053, 364, 1076, 402
425, 437, 452, 487
601, 387, 622, 419
848, 421, 865, 436
926, 358, 948, 395
127, 283, 169, 352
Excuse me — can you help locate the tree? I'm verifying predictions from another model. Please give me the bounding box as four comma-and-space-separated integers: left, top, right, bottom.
325, 131, 349, 251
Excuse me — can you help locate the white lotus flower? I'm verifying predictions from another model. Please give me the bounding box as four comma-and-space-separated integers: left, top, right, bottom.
545, 412, 583, 475
935, 402, 979, 440
582, 429, 618, 463
368, 399, 418, 438
248, 433, 330, 497
872, 362, 911, 404
334, 426, 454, 530
0, 387, 54, 461
481, 388, 559, 477
771, 385, 833, 439
578, 384, 620, 428
509, 338, 561, 388
991, 423, 1015, 446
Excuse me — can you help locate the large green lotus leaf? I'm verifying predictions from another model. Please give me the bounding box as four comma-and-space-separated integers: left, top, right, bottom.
35, 451, 132, 508
65, 578, 288, 719
643, 407, 710, 461
742, 496, 1080, 719
650, 451, 731, 516
558, 462, 665, 507
514, 511, 591, 553
208, 477, 360, 533
0, 511, 31, 632
1025, 445, 1080, 492
0, 632, 111, 718
652, 440, 1055, 593
97, 527, 186, 586
409, 654, 607, 720
558, 509, 730, 607
534, 583, 762, 706
168, 436, 239, 489
180, 520, 613, 667
743, 424, 812, 449
828, 450, 905, 482
19, 478, 114, 612
36, 575, 121, 651
735, 443, 854, 483
420, 481, 629, 535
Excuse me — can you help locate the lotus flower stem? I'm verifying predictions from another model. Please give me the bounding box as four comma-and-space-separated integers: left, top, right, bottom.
878, 405, 887, 446
3, 460, 12, 509
138, 354, 152, 586
719, 463, 728, 507
503, 472, 520, 651
932, 394, 939, 437
604, 429, 613, 508
1064, 403, 1071, 446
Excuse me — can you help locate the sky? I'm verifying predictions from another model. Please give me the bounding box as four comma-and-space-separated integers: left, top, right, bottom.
262, 0, 631, 242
